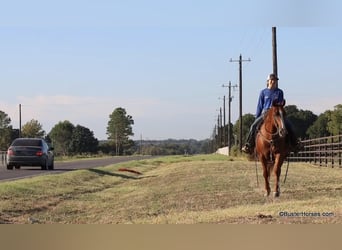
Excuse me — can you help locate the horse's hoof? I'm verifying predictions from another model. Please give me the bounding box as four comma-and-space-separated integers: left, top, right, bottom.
264, 191, 270, 197
273, 192, 280, 198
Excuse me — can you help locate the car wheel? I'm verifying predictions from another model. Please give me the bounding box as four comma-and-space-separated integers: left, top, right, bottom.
7, 164, 13, 170
48, 160, 54, 170
41, 160, 48, 170
15, 165, 21, 169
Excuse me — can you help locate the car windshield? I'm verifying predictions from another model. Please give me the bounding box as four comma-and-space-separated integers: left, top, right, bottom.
12, 139, 42, 147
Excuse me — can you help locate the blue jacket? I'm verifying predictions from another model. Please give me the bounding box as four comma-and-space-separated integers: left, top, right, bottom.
255, 87, 284, 118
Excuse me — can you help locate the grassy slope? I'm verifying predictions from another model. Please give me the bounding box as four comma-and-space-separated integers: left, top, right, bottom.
0, 154, 341, 224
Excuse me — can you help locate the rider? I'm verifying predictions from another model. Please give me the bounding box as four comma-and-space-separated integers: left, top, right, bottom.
242, 73, 301, 154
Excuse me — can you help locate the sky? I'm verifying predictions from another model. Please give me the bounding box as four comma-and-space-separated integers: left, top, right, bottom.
1, 0, 342, 141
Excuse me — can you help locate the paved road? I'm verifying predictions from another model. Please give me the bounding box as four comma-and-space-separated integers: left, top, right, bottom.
0, 155, 154, 182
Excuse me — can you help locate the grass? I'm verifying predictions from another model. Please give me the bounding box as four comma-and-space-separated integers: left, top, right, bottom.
0, 154, 341, 224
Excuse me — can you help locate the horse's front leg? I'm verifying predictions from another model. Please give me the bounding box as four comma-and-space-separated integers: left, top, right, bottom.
261, 157, 271, 196
272, 156, 284, 198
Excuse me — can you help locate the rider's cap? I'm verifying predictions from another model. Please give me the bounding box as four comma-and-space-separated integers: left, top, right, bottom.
267, 73, 279, 81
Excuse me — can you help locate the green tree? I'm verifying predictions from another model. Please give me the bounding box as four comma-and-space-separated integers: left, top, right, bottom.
122, 138, 135, 155
0, 110, 13, 150
327, 104, 342, 135
307, 111, 331, 138
21, 119, 45, 138
70, 125, 99, 154
106, 107, 134, 155
48, 120, 75, 156
285, 105, 317, 139
98, 141, 113, 155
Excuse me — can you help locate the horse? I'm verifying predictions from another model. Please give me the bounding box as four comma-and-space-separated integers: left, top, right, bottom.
255, 100, 290, 198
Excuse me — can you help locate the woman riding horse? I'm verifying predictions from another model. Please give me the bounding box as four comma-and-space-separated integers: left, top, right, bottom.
256, 100, 288, 197
242, 73, 300, 155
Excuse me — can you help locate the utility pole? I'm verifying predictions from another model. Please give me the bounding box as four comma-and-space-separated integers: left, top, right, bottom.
217, 115, 220, 150
218, 96, 226, 147
140, 134, 143, 155
219, 107, 223, 147
115, 130, 119, 156
19, 104, 22, 138
272, 27, 278, 78
222, 81, 238, 154
230, 54, 251, 152
272, 26, 279, 88
223, 96, 226, 147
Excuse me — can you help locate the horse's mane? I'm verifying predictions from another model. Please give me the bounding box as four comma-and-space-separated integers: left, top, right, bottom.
263, 108, 274, 123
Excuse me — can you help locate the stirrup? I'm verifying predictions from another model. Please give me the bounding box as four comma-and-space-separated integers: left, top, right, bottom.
242, 144, 251, 154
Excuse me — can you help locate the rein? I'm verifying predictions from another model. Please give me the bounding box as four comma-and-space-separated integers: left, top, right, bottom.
283, 157, 290, 184
255, 156, 291, 186
255, 156, 259, 187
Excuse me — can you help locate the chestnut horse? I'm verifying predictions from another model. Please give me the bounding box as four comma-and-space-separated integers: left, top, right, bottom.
255, 100, 290, 197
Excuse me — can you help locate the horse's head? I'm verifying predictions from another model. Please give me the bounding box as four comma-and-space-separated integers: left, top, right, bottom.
270, 99, 287, 138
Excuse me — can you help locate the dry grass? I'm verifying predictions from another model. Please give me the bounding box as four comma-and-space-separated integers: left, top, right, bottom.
0, 154, 341, 224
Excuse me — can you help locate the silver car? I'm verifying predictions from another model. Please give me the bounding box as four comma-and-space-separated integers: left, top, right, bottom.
6, 138, 54, 170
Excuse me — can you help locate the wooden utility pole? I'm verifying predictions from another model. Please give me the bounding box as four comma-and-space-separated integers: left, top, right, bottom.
222, 96, 226, 147
217, 115, 220, 149
222, 81, 238, 154
230, 54, 250, 152
272, 27, 278, 77
19, 104, 22, 138
228, 82, 237, 151
219, 107, 223, 147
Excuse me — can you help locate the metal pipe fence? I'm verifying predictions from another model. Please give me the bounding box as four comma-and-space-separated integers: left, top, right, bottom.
288, 135, 342, 168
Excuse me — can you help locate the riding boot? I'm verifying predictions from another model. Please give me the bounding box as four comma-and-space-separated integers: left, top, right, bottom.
243, 116, 263, 154
242, 130, 255, 154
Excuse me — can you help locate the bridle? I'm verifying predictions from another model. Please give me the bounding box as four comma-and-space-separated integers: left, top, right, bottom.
258, 107, 287, 143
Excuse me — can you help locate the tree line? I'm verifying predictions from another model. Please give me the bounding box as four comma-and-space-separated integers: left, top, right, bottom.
0, 106, 210, 156
0, 107, 134, 156
1, 104, 341, 156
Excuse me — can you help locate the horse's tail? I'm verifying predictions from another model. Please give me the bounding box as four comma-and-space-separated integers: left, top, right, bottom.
118, 168, 142, 175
